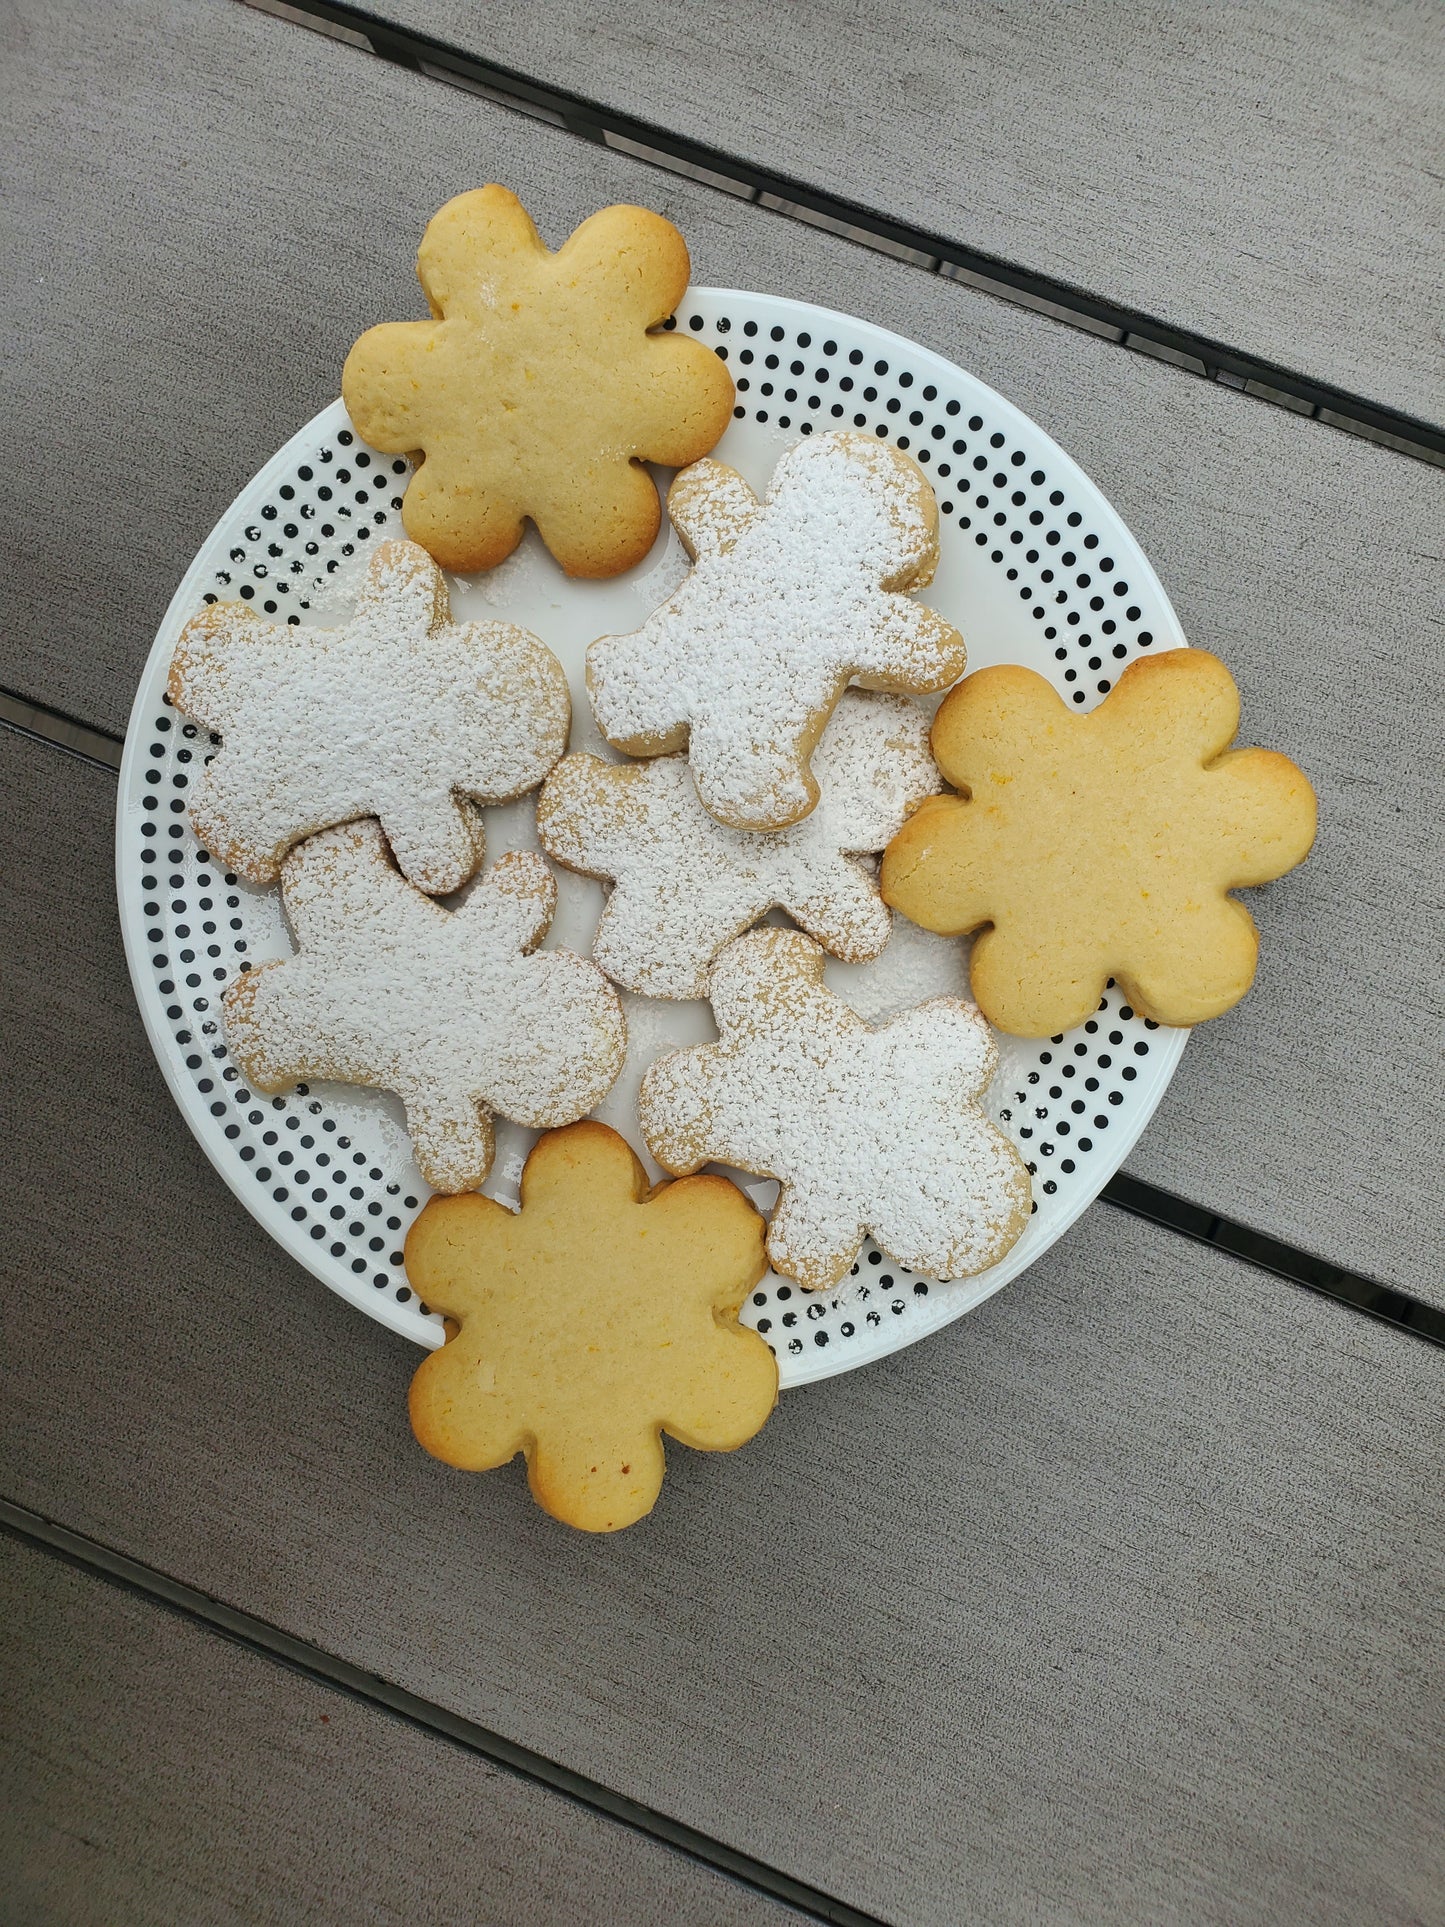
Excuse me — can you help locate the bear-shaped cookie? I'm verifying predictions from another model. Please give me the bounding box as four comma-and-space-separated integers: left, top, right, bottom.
586, 431, 968, 831
639, 928, 1032, 1291
406, 1122, 778, 1531
536, 690, 942, 998
170, 539, 569, 894
880, 650, 1318, 1034
342, 186, 735, 577
223, 820, 625, 1194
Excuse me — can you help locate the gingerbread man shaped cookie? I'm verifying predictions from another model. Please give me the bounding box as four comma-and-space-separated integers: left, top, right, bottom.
536, 690, 942, 998
639, 928, 1032, 1291
223, 821, 625, 1194
170, 539, 569, 894
407, 1123, 778, 1531
881, 650, 1318, 1034
586, 432, 968, 831
343, 186, 735, 577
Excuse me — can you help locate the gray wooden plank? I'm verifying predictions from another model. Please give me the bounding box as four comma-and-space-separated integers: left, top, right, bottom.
2, 0, 1441, 1292
0, 1537, 798, 1927
368, 0, 1445, 425
2, 733, 1442, 1927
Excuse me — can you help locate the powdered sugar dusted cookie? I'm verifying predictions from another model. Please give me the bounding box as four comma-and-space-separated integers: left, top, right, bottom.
223, 820, 625, 1194
170, 539, 569, 894
536, 691, 943, 999
342, 187, 735, 577
586, 432, 967, 832
639, 928, 1031, 1291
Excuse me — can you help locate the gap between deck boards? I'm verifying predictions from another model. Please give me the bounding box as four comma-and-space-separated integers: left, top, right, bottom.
6, 690, 1439, 1352
0, 1499, 878, 1927
237, 0, 1445, 468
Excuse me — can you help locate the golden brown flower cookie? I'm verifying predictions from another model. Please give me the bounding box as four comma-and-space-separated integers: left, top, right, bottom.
342, 186, 735, 578
406, 1122, 778, 1532
880, 649, 1317, 1035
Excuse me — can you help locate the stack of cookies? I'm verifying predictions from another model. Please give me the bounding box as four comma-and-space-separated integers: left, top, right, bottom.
169, 187, 1316, 1532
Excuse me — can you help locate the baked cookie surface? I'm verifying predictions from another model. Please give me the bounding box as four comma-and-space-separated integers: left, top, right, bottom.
406, 1122, 778, 1532
536, 690, 942, 998
169, 539, 569, 894
223, 821, 625, 1194
880, 649, 1318, 1034
342, 186, 734, 577
586, 431, 968, 831
639, 927, 1032, 1291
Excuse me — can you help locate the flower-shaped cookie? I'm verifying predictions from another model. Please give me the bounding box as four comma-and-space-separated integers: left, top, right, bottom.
639, 928, 1032, 1291
406, 1122, 778, 1531
587, 431, 968, 831
223, 821, 625, 1193
880, 650, 1318, 1034
536, 691, 942, 998
170, 540, 569, 894
342, 187, 735, 577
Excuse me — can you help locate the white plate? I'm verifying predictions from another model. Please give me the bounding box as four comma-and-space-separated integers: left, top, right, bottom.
117, 289, 1188, 1388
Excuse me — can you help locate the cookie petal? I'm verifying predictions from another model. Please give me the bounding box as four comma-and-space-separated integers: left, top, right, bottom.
528, 454, 662, 581
1206, 747, 1319, 887
409, 1336, 528, 1474
399, 453, 528, 575
528, 1423, 667, 1534
554, 203, 691, 324
415, 185, 545, 314
341, 320, 443, 451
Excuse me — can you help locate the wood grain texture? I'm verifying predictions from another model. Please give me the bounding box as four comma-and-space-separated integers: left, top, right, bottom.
2, 734, 1442, 1925
4, 0, 1443, 1297
369, 0, 1445, 424
0, 1538, 799, 1927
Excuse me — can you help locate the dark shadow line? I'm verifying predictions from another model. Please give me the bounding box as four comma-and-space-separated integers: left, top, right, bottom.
0, 1498, 880, 1926
0, 689, 123, 772
1102, 1174, 1444, 1346
237, 0, 1445, 467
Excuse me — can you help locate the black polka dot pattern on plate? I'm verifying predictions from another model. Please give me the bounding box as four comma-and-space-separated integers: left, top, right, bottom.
206, 428, 411, 619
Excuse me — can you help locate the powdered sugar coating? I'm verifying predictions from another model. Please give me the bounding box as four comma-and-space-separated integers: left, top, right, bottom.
223, 820, 625, 1194
639, 927, 1032, 1291
537, 691, 943, 998
170, 539, 570, 894
585, 432, 967, 832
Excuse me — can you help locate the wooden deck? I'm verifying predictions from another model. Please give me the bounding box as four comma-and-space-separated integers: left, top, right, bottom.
2, 2, 1441, 1919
